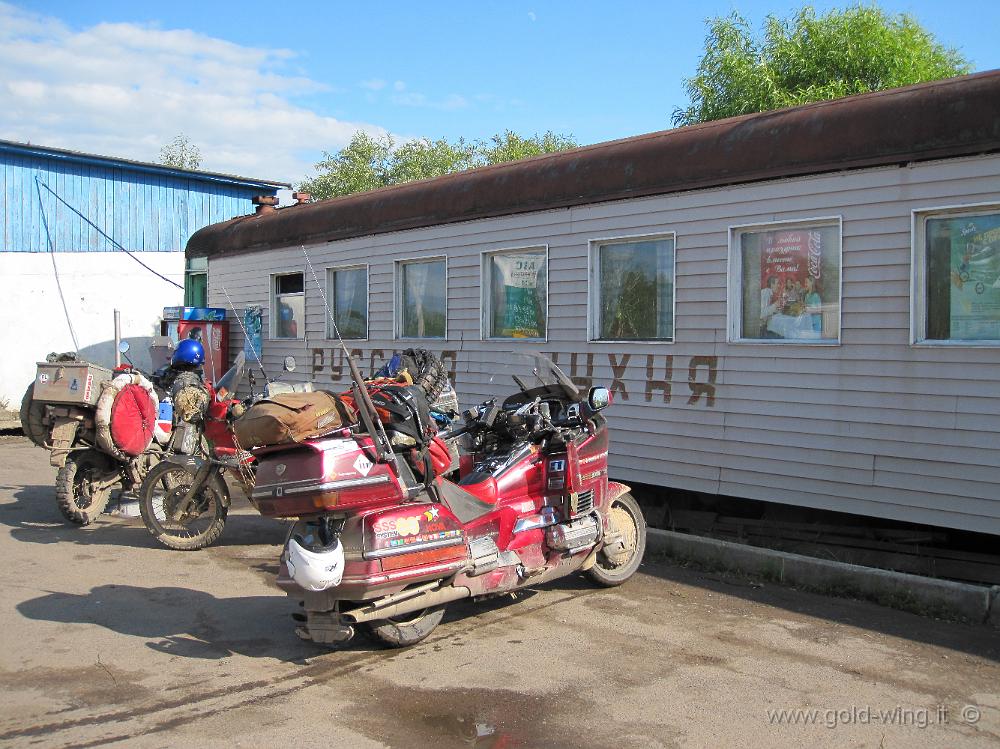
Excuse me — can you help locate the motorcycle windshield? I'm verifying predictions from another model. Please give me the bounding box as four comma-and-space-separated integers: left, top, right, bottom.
215, 351, 246, 399
498, 351, 582, 402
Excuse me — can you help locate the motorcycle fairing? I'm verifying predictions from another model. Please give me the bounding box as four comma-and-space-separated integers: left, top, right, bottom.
435, 479, 497, 524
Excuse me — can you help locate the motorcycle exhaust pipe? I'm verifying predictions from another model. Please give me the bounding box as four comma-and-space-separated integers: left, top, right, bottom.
341, 585, 472, 624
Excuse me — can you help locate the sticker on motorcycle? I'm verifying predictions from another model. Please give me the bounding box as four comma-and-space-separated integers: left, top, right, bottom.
549, 459, 566, 472
38, 373, 49, 384
353, 453, 373, 477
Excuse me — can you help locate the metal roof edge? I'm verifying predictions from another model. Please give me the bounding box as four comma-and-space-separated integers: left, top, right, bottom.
0, 139, 290, 190
186, 70, 1000, 259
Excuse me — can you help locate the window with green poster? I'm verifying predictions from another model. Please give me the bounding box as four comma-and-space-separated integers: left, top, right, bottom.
482, 246, 548, 340
913, 204, 1000, 345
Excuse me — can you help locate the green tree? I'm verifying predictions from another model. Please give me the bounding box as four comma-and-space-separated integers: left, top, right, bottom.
480, 130, 578, 166
672, 5, 971, 127
158, 133, 202, 170
301, 129, 577, 200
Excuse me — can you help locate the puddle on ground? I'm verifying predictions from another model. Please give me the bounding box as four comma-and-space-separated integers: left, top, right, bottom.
343, 682, 577, 748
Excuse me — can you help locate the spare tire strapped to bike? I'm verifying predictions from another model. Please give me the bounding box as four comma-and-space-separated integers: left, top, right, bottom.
95, 372, 159, 461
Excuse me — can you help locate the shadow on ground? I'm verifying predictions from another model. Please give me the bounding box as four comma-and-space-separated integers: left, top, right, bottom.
0, 484, 288, 549
637, 555, 1000, 663
17, 584, 322, 663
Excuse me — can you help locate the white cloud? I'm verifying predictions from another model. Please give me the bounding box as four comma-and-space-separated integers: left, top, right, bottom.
0, 2, 387, 183
528, 11, 537, 22
360, 78, 387, 91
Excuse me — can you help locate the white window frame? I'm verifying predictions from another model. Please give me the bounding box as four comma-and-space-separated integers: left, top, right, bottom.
325, 263, 370, 341
587, 232, 677, 344
269, 270, 305, 340
394, 255, 448, 340
480, 245, 549, 342
727, 216, 843, 345
911, 201, 1000, 347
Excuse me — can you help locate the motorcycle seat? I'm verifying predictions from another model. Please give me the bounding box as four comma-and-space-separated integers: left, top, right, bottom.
436, 478, 497, 524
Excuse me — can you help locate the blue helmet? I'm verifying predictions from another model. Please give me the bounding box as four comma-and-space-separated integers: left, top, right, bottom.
172, 339, 205, 367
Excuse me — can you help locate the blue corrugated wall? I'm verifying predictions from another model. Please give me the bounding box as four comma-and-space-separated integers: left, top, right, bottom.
1, 146, 281, 252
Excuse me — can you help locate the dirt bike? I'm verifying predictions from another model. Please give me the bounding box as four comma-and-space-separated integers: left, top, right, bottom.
137, 352, 256, 550
253, 350, 646, 648
19, 342, 170, 525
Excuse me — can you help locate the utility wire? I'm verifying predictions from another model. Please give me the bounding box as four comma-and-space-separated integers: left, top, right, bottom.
34, 177, 184, 290
35, 177, 80, 351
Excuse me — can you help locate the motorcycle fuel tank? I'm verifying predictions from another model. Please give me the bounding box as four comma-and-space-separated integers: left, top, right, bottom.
253, 435, 404, 517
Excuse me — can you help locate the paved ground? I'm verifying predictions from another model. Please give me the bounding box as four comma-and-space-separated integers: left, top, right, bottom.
0, 434, 998, 748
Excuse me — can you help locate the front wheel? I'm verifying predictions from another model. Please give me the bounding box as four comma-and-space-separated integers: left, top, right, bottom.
587, 492, 646, 587
139, 461, 228, 550
55, 449, 120, 525
362, 606, 446, 648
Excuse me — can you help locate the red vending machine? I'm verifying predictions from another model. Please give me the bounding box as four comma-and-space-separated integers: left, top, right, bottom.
161, 307, 229, 384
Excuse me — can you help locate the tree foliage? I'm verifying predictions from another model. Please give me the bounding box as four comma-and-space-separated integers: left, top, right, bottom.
158, 133, 202, 170
300, 129, 577, 200
672, 5, 972, 127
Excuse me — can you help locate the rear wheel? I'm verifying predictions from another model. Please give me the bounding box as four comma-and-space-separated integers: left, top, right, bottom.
587, 492, 646, 587
19, 383, 49, 447
362, 605, 446, 648
139, 461, 228, 550
55, 449, 119, 525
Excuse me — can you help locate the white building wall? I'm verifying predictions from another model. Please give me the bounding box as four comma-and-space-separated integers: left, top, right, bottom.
0, 252, 183, 406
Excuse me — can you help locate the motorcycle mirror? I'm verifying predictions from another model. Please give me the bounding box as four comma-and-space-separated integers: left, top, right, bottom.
118, 340, 130, 354
283, 356, 297, 372
587, 386, 611, 412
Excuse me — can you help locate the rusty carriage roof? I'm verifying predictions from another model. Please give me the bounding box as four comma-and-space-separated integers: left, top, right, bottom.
187, 71, 1000, 260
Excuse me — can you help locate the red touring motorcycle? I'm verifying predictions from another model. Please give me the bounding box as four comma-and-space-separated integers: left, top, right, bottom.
254, 352, 646, 648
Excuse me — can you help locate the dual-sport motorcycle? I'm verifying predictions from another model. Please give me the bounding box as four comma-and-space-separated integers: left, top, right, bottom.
137, 351, 256, 550
19, 341, 169, 524
252, 351, 646, 648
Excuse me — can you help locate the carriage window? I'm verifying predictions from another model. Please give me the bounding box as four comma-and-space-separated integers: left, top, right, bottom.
732, 221, 841, 343
271, 272, 304, 340
915, 206, 1000, 344
590, 235, 675, 341
327, 265, 368, 339
397, 258, 447, 339
483, 247, 547, 339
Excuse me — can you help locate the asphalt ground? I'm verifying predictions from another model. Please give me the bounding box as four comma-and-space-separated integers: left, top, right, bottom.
0, 434, 998, 748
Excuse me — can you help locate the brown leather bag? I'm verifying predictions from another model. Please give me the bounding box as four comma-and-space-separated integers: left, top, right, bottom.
233, 391, 354, 447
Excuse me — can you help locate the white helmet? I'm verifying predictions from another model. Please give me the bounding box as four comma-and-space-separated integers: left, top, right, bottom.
286, 536, 345, 592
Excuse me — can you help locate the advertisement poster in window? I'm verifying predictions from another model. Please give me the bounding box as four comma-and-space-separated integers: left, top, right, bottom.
491, 253, 546, 338
942, 214, 1000, 340
243, 305, 262, 360
741, 226, 838, 341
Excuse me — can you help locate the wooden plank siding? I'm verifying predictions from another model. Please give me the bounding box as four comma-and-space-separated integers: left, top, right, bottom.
207, 153, 1000, 536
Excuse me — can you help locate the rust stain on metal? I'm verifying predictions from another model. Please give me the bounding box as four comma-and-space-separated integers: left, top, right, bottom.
188, 72, 1000, 260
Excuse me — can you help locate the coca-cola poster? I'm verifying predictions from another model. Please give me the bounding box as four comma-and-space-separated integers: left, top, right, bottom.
759, 230, 822, 315
750, 226, 832, 340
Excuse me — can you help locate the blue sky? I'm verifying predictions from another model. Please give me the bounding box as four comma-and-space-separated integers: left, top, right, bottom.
3, 1, 998, 185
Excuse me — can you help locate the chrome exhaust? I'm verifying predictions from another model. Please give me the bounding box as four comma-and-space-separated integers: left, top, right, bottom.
341, 585, 472, 624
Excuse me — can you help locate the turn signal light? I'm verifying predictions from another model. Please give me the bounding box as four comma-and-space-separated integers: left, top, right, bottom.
312, 491, 340, 509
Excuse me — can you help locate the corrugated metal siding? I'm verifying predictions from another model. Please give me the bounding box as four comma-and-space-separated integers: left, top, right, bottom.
207, 153, 1000, 536
1, 151, 270, 252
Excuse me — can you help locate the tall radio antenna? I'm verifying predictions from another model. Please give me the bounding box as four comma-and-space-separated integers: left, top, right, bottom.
302, 246, 395, 464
